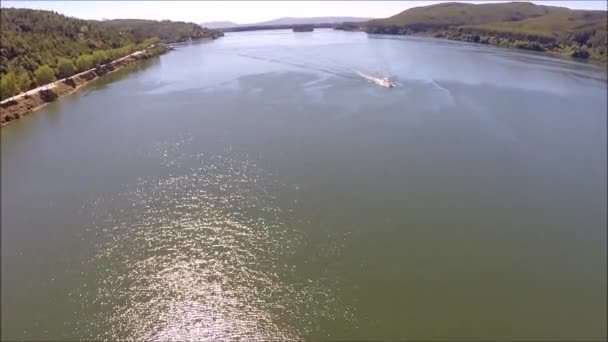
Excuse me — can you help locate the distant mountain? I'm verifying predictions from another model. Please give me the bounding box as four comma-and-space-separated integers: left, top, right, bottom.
201, 16, 371, 29
253, 17, 371, 26
366, 2, 607, 62
200, 21, 240, 29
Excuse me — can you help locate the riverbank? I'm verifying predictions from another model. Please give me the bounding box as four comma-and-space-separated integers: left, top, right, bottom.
364, 28, 607, 65
360, 29, 608, 65
0, 45, 171, 127
431, 31, 607, 64
363, 2, 607, 65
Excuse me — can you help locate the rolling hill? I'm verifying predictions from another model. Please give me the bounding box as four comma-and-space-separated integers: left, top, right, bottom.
365, 2, 607, 62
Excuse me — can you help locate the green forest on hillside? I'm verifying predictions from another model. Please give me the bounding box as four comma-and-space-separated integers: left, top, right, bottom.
0, 8, 221, 100
97, 19, 224, 42
366, 2, 607, 62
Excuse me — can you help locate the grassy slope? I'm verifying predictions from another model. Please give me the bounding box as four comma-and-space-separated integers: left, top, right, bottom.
370, 2, 552, 27
366, 2, 607, 62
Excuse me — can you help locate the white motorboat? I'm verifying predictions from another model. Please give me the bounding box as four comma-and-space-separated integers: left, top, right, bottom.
357, 71, 395, 88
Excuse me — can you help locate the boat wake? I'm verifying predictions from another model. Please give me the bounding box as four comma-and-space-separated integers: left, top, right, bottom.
237, 52, 397, 89
427, 78, 453, 101
237, 53, 360, 80
356, 71, 396, 88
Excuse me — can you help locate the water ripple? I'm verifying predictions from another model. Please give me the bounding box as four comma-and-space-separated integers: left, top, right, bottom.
79, 145, 352, 340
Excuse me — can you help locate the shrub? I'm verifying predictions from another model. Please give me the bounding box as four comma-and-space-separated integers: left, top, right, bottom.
57, 58, 76, 78
0, 72, 19, 100
34, 65, 56, 86
571, 48, 590, 59
92, 50, 109, 67
570, 30, 592, 46
76, 54, 94, 72
16, 72, 32, 92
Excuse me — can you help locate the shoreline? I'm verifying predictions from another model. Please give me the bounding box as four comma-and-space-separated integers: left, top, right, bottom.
431, 32, 605, 67
0, 45, 170, 127
364, 30, 607, 66
440, 35, 607, 66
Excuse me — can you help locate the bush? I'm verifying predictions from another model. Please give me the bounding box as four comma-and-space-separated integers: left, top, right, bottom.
76, 54, 94, 72
0, 72, 19, 100
571, 30, 592, 45
39, 88, 58, 102
571, 48, 590, 59
106, 49, 119, 60
136, 37, 160, 50
57, 57, 76, 78
92, 50, 109, 67
112, 46, 132, 59
34, 65, 56, 86
16, 72, 31, 92
514, 41, 544, 51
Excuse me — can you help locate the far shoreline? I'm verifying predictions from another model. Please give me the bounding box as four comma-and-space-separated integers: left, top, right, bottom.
365, 31, 608, 69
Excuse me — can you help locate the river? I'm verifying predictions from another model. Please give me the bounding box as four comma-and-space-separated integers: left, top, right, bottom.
1, 29, 606, 340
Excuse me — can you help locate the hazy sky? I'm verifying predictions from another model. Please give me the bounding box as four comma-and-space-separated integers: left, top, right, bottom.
2, 1, 606, 24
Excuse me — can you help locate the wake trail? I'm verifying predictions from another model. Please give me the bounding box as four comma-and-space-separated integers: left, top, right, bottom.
238, 51, 399, 88
295, 52, 358, 76
428, 79, 451, 94
427, 78, 454, 102
238, 53, 362, 81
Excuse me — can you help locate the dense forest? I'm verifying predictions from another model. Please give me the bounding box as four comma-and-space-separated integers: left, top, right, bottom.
0, 8, 222, 100
365, 2, 608, 62
97, 19, 224, 42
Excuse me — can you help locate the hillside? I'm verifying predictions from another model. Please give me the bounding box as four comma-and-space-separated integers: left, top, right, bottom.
98, 19, 224, 42
0, 8, 222, 100
368, 2, 552, 28
365, 2, 607, 62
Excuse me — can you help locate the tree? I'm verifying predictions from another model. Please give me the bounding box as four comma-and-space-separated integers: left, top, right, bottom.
75, 54, 93, 72
92, 50, 109, 67
0, 72, 19, 100
57, 57, 76, 78
16, 72, 31, 92
34, 64, 56, 86
106, 49, 119, 60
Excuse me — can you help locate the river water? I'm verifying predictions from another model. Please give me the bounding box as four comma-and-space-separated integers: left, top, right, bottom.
1, 29, 606, 340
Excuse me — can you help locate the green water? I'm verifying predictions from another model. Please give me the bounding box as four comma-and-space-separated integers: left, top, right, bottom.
1, 29, 606, 340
